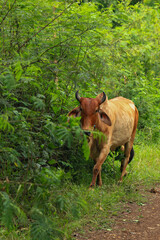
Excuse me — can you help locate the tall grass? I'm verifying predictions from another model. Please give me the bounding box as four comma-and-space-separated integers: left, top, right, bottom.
127, 144, 160, 185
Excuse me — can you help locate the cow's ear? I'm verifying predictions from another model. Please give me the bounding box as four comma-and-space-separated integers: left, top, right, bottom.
96, 92, 108, 104
68, 106, 81, 118
99, 110, 112, 126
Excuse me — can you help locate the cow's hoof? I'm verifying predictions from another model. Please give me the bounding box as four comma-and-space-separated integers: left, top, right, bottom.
118, 180, 123, 185
97, 184, 102, 188
89, 184, 95, 190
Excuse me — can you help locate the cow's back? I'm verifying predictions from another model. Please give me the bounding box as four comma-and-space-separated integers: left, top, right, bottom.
101, 97, 137, 150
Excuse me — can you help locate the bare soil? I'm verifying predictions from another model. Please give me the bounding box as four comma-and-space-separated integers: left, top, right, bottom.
75, 186, 160, 240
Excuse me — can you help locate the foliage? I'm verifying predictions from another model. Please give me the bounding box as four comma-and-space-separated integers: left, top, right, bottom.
30, 208, 63, 240
0, 191, 27, 231
0, 0, 160, 238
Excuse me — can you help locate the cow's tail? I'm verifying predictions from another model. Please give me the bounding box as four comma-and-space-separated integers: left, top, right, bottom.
128, 147, 134, 164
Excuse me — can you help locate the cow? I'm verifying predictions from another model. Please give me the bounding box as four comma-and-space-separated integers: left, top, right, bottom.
68, 91, 139, 187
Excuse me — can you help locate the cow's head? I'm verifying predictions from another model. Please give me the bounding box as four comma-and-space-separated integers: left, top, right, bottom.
68, 91, 112, 136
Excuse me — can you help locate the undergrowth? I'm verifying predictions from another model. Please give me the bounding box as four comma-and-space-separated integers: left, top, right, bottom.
0, 143, 160, 240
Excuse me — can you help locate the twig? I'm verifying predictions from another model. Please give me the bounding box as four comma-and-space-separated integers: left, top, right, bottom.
39, 27, 91, 57
0, 0, 17, 26
0, 179, 43, 186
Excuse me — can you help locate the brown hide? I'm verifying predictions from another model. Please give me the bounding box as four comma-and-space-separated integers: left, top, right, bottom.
68, 92, 139, 187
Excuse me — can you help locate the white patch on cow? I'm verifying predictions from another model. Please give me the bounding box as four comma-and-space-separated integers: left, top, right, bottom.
129, 103, 135, 111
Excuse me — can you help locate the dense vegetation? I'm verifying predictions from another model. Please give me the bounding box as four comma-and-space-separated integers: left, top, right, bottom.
0, 0, 160, 239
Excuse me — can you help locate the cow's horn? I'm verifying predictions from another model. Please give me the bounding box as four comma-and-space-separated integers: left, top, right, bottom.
100, 92, 106, 104
75, 90, 81, 102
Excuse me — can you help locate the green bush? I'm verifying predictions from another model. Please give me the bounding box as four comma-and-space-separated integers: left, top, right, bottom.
0, 0, 160, 238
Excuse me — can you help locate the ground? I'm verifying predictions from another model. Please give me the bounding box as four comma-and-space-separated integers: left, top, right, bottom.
74, 186, 160, 240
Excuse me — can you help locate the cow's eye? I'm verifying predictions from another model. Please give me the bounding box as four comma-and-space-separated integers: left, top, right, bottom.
95, 109, 99, 113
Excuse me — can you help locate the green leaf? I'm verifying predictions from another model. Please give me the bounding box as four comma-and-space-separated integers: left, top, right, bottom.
48, 159, 57, 165
82, 137, 90, 161
14, 62, 23, 81
30, 208, 63, 240
0, 115, 14, 133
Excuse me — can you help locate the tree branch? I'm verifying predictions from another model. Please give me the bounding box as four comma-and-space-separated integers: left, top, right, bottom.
39, 27, 91, 57
18, 1, 75, 52
0, 0, 17, 26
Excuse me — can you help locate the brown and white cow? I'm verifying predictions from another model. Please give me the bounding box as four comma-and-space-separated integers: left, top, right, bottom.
68, 91, 139, 187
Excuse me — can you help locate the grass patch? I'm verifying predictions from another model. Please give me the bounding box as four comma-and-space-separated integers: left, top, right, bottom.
127, 144, 160, 186
68, 143, 160, 237
64, 143, 160, 238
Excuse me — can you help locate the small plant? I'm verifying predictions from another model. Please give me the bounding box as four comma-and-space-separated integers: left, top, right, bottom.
30, 208, 63, 240
0, 192, 27, 231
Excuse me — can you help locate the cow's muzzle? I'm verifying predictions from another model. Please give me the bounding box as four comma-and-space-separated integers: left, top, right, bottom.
84, 131, 91, 137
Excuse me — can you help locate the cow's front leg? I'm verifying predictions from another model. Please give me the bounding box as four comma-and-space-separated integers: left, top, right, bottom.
93, 159, 102, 186
90, 144, 110, 188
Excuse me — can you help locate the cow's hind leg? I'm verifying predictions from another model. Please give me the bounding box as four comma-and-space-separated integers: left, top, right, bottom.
97, 170, 102, 186
120, 146, 134, 172
120, 107, 138, 182
120, 142, 133, 182
128, 147, 134, 164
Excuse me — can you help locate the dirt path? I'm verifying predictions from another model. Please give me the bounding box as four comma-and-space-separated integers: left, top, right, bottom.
75, 187, 160, 240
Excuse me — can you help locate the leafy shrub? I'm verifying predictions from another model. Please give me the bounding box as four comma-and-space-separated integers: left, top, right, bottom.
0, 0, 160, 238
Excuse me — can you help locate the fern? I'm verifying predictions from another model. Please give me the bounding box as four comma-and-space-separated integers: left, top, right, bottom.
0, 192, 27, 230
71, 198, 88, 219
12, 203, 27, 226
56, 127, 73, 148
0, 192, 14, 230
31, 95, 46, 110
1, 70, 16, 91
38, 168, 62, 187
30, 208, 63, 240
92, 129, 108, 144
82, 136, 90, 161
55, 195, 67, 213
44, 119, 56, 137
0, 115, 14, 133
14, 61, 23, 81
